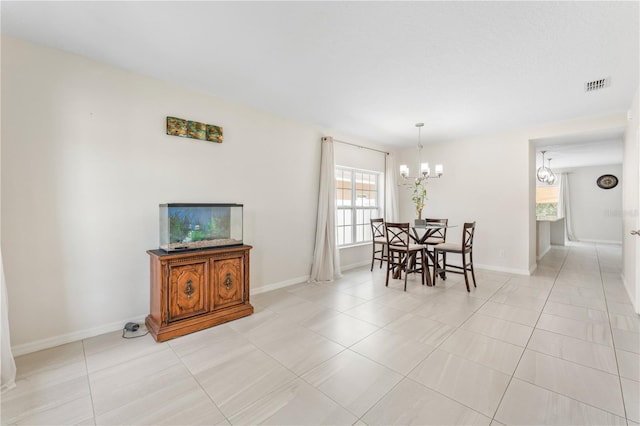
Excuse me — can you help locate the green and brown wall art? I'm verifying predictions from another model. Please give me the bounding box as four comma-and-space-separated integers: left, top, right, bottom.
166, 116, 223, 143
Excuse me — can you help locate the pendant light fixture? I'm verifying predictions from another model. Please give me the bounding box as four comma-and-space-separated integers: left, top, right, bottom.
537, 151, 556, 185
546, 158, 556, 185
399, 123, 443, 183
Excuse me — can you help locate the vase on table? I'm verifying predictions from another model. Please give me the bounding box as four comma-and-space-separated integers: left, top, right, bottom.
412, 180, 427, 227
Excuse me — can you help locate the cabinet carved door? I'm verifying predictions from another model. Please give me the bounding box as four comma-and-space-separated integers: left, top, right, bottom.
213, 256, 244, 309
167, 260, 208, 322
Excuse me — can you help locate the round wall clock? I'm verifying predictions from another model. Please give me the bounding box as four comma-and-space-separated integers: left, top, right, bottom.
596, 174, 618, 189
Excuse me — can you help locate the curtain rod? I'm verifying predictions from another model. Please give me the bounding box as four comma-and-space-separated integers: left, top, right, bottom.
332, 138, 389, 155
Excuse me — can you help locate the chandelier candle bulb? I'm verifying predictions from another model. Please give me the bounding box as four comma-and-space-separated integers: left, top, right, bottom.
435, 164, 443, 175
421, 162, 430, 176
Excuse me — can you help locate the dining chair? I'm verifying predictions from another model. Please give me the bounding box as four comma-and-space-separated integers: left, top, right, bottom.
370, 218, 387, 271
432, 222, 477, 292
423, 218, 448, 280
385, 222, 427, 291
424, 218, 448, 245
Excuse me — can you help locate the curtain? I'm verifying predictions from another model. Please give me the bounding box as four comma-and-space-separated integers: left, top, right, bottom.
556, 173, 565, 219
310, 137, 342, 282
1, 248, 16, 392
558, 173, 576, 241
384, 153, 399, 222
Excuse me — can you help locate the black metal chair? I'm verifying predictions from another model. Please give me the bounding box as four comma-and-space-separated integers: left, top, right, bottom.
385, 222, 427, 291
432, 222, 477, 292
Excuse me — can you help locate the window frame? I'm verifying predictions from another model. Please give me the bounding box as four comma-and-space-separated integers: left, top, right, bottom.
536, 184, 560, 218
335, 166, 382, 247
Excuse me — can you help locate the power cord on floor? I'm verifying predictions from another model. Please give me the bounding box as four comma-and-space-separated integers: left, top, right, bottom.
121, 322, 150, 339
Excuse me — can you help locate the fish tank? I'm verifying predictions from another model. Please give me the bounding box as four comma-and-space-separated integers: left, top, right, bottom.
159, 203, 243, 252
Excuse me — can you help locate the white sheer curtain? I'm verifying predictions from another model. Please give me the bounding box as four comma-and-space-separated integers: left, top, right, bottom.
556, 174, 565, 219
558, 173, 577, 241
310, 137, 342, 282
384, 153, 399, 222
1, 249, 16, 392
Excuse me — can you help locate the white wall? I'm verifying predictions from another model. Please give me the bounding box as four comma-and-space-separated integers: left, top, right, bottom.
560, 165, 623, 243
0, 37, 385, 353
398, 133, 532, 274
3, 35, 635, 353
622, 88, 639, 312
536, 221, 551, 259
396, 114, 629, 275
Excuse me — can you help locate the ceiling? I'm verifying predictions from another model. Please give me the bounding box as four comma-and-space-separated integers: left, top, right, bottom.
1, 1, 638, 148
533, 128, 625, 170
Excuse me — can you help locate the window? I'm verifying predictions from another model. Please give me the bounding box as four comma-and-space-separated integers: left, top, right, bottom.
536, 185, 559, 218
335, 167, 381, 246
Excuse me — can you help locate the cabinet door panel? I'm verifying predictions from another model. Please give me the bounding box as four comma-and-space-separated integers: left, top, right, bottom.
168, 261, 208, 321
213, 257, 244, 309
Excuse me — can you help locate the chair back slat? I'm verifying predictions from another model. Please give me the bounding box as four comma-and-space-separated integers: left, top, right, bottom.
463, 222, 476, 250
426, 218, 448, 241
370, 218, 385, 239
385, 222, 410, 248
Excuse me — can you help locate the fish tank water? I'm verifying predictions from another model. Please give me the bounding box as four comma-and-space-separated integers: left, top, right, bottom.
159, 203, 243, 252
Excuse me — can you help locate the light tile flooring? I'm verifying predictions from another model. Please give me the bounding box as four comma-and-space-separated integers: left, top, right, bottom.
2, 244, 639, 425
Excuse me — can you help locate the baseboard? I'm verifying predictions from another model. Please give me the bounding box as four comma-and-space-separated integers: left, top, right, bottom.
13, 275, 313, 355
537, 245, 551, 261
5, 257, 539, 356
620, 273, 640, 314
1, 381, 16, 393
11, 314, 148, 357
576, 238, 623, 245
251, 261, 369, 295
12, 269, 354, 355
253, 260, 374, 293
340, 260, 371, 271
474, 263, 531, 276
251, 274, 310, 295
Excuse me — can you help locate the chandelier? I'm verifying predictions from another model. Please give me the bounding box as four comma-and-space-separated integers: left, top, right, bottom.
399, 123, 443, 183
537, 150, 556, 185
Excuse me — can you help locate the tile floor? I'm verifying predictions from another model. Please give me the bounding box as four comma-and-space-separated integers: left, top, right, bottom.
2, 243, 639, 425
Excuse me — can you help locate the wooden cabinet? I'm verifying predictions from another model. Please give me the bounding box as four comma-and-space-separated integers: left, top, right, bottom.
145, 245, 253, 342
167, 259, 208, 322
212, 257, 245, 309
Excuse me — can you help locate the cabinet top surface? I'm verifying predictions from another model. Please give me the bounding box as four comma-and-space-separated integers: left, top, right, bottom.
147, 244, 252, 258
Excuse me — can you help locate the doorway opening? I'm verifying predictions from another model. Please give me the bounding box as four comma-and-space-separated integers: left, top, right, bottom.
531, 128, 625, 259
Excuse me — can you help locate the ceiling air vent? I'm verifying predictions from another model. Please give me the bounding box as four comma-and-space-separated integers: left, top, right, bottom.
584, 77, 611, 92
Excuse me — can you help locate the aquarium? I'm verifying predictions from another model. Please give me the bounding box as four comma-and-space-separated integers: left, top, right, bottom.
159, 203, 243, 252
